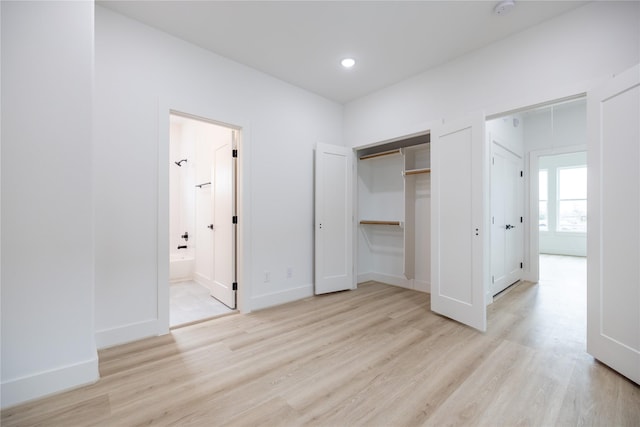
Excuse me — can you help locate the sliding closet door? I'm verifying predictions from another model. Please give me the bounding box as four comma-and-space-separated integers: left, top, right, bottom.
431, 114, 488, 331
587, 64, 640, 384
315, 143, 354, 294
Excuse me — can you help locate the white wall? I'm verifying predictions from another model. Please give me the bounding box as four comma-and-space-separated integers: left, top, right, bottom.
344, 1, 640, 148
94, 7, 343, 347
1, 1, 98, 408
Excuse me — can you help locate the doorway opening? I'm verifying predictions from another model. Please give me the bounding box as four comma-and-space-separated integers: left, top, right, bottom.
169, 113, 238, 328
536, 150, 587, 309
487, 96, 587, 301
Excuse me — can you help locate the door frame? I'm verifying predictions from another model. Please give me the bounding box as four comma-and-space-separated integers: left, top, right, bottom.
527, 145, 587, 283
157, 100, 250, 335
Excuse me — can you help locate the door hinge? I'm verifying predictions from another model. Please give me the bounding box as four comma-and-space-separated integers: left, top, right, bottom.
232, 149, 238, 158
232, 282, 238, 291
492, 275, 495, 283
520, 216, 523, 223
492, 216, 494, 224
520, 170, 523, 177
492, 157, 495, 165
520, 262, 523, 269
232, 215, 238, 224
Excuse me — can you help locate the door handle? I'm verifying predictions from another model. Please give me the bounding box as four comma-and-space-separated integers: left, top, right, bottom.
207, 224, 214, 230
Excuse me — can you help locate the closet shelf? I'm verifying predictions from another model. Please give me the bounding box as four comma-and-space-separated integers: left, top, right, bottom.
403, 168, 431, 176
359, 220, 403, 227
359, 149, 401, 160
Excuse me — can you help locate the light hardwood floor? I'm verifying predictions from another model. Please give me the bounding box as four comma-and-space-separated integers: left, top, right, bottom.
3, 263, 639, 426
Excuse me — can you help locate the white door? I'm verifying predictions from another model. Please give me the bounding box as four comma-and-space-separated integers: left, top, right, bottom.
431, 114, 488, 331
209, 130, 236, 308
491, 141, 523, 295
587, 64, 640, 384
315, 143, 353, 294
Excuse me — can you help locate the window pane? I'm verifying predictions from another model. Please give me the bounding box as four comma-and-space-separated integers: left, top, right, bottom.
539, 170, 548, 201
559, 166, 587, 200
539, 200, 548, 231
558, 200, 587, 232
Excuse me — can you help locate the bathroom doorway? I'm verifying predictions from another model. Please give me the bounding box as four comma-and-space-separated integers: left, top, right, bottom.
169, 113, 238, 327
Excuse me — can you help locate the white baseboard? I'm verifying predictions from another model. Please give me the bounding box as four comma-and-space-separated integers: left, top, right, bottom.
1, 357, 99, 409
357, 272, 374, 283
413, 279, 431, 293
95, 318, 159, 349
251, 284, 314, 311
358, 272, 430, 293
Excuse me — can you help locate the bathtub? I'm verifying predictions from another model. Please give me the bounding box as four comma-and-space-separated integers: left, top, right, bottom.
170, 251, 195, 282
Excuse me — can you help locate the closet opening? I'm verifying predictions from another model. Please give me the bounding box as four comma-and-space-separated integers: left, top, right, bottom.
356, 132, 431, 293
168, 112, 239, 328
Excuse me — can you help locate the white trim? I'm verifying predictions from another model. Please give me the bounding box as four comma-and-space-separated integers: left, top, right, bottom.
357, 272, 431, 293
1, 357, 99, 409
95, 319, 159, 349
251, 284, 314, 311
414, 279, 430, 293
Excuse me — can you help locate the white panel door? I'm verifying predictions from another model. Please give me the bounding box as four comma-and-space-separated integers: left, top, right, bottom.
587, 64, 640, 384
431, 114, 488, 331
315, 143, 353, 294
491, 141, 523, 295
209, 130, 236, 309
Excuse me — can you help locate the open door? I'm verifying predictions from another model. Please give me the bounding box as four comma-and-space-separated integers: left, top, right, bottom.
431, 114, 488, 331
315, 143, 353, 294
209, 129, 236, 308
587, 64, 640, 384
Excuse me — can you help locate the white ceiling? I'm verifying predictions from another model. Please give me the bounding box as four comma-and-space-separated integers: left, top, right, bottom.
98, 1, 587, 104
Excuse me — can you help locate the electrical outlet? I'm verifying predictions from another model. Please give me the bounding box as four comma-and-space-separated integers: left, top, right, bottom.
264, 271, 270, 283
286, 267, 293, 279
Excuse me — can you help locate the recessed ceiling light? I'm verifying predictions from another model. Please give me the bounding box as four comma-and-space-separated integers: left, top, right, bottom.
341, 58, 356, 68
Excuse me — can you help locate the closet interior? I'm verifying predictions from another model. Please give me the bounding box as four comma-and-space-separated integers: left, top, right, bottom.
357, 134, 431, 293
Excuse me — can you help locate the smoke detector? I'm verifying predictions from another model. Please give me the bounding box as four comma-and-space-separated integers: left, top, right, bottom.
494, 0, 515, 15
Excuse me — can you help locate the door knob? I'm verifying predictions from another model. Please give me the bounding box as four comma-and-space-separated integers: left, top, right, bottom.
207, 224, 214, 230
505, 224, 514, 230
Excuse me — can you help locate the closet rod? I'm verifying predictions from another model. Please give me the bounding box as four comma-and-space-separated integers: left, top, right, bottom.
403, 168, 431, 176
359, 149, 401, 160
359, 220, 402, 226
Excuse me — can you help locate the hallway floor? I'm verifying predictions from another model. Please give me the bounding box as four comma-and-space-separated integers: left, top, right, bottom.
170, 280, 234, 327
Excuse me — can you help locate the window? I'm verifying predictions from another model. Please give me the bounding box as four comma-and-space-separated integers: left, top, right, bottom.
539, 170, 548, 231
557, 166, 587, 232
